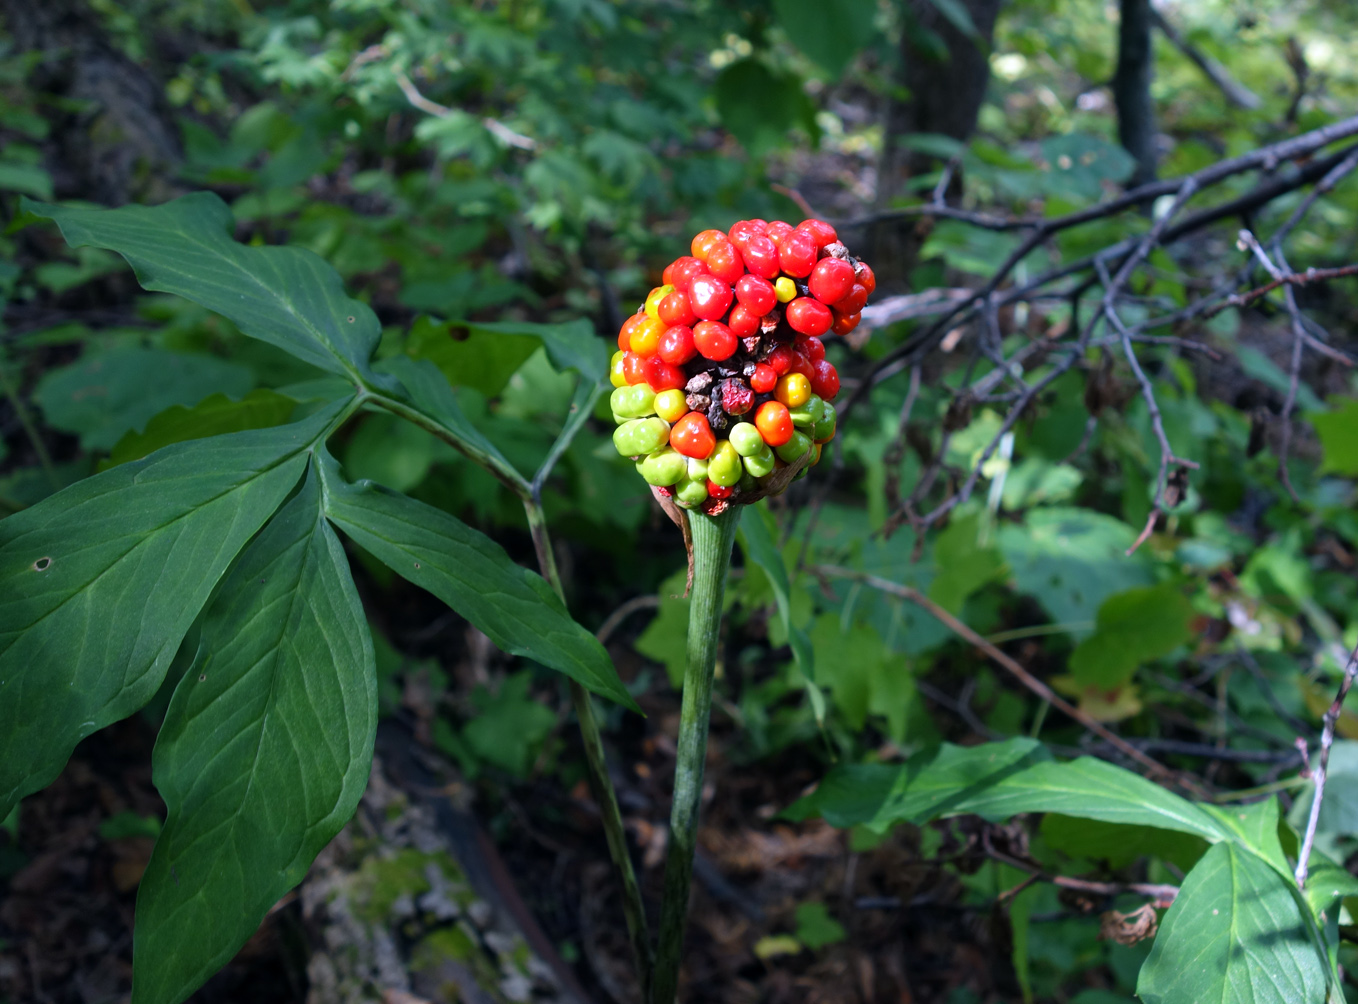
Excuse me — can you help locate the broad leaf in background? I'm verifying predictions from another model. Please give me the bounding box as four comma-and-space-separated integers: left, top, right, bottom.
1287, 740, 1358, 862
35, 347, 254, 450
714, 58, 818, 157
928, 511, 1004, 614
316, 453, 637, 711
450, 317, 607, 384
133, 466, 374, 1004
740, 504, 825, 723
1137, 842, 1326, 1004
809, 616, 911, 742
772, 0, 877, 78
405, 316, 539, 396
1311, 397, 1358, 475
104, 389, 299, 468
0, 403, 345, 818
24, 194, 381, 379
1068, 584, 1194, 689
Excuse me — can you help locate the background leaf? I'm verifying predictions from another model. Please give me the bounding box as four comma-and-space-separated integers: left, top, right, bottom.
772, 0, 877, 78
134, 465, 375, 1004
405, 316, 540, 397
1069, 584, 1195, 689
103, 389, 299, 468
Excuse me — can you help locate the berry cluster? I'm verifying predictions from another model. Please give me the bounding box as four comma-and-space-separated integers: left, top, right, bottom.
610, 218, 874, 511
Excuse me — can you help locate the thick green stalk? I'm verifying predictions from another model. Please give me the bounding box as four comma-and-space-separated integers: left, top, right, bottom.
651, 504, 742, 1004
525, 496, 653, 995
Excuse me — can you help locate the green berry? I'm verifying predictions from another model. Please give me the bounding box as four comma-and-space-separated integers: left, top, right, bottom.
613, 417, 671, 457
812, 403, 836, 441
708, 440, 743, 488
743, 444, 776, 478
610, 383, 657, 419
728, 422, 766, 457
686, 456, 709, 481
789, 394, 824, 428
675, 477, 709, 506
637, 447, 687, 486
775, 430, 811, 463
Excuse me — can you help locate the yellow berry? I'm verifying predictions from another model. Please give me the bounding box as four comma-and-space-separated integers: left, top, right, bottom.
645, 284, 675, 319
654, 388, 688, 423
774, 276, 797, 303
775, 372, 811, 408
610, 350, 628, 388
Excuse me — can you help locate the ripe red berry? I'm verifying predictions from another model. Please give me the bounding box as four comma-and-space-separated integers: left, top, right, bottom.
740, 235, 781, 279
668, 256, 708, 288
734, 274, 777, 315
808, 258, 856, 305
830, 310, 860, 336
765, 220, 794, 246
856, 262, 877, 295
645, 356, 687, 391
766, 345, 795, 375
693, 319, 737, 360
623, 351, 648, 384
778, 231, 818, 278
832, 283, 868, 315
658, 289, 697, 327
728, 219, 766, 248
789, 349, 814, 379
658, 325, 697, 365
796, 219, 838, 247
750, 363, 777, 393
618, 312, 645, 351
727, 303, 761, 338
706, 479, 733, 500
798, 335, 826, 361
688, 274, 734, 321
671, 412, 716, 459
754, 401, 794, 447
786, 296, 832, 336
706, 241, 746, 283
810, 359, 840, 400
690, 229, 727, 262
720, 379, 755, 416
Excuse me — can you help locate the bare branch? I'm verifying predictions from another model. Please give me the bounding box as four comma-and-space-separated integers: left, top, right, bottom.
1296, 642, 1358, 888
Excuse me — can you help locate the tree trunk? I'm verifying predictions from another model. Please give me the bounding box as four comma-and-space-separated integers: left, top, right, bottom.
0, 0, 181, 205
869, 0, 1005, 289
1113, 0, 1158, 187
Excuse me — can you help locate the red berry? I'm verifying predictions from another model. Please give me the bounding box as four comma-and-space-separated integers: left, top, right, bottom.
706, 241, 746, 283
754, 401, 794, 447
658, 325, 697, 365
832, 283, 868, 315
671, 412, 716, 459
789, 349, 814, 379
706, 479, 733, 499
688, 274, 734, 321
778, 231, 818, 278
645, 356, 687, 391
797, 219, 838, 247
799, 335, 826, 361
693, 319, 737, 360
668, 257, 708, 287
658, 290, 697, 327
766, 345, 795, 375
750, 363, 777, 393
728, 303, 761, 338
618, 312, 645, 351
808, 258, 856, 305
720, 379, 755, 416
728, 219, 766, 248
734, 274, 777, 315
740, 235, 781, 279
786, 296, 832, 336
856, 262, 876, 295
623, 351, 648, 384
765, 220, 794, 246
830, 310, 860, 336
810, 359, 840, 400
691, 229, 727, 262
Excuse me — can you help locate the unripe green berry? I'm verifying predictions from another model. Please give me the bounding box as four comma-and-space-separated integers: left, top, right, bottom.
775, 430, 811, 463
728, 422, 766, 457
708, 440, 743, 487
789, 394, 824, 428
637, 447, 687, 486
743, 444, 776, 478
812, 403, 837, 441
610, 383, 657, 419
613, 417, 671, 457
687, 456, 709, 481
675, 477, 709, 506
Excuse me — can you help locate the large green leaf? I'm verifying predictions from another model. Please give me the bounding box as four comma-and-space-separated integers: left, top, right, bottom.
316, 453, 637, 712
406, 315, 541, 396
772, 0, 877, 78
1137, 842, 1327, 1004
133, 465, 374, 1004
452, 318, 607, 384
0, 403, 346, 817
23, 194, 379, 379
104, 389, 299, 468
1069, 584, 1195, 689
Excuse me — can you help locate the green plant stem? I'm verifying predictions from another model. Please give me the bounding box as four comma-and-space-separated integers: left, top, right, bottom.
0, 356, 58, 490
525, 495, 654, 996
651, 503, 742, 1004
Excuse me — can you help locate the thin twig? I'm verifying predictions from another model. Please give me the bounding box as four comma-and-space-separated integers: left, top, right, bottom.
1296, 642, 1358, 888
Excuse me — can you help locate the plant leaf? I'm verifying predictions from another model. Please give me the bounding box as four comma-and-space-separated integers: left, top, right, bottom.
772, 0, 877, 78
1069, 584, 1195, 689
316, 452, 637, 711
1137, 842, 1327, 1004
104, 389, 300, 468
0, 403, 347, 818
452, 318, 607, 384
23, 193, 379, 379
133, 464, 375, 1004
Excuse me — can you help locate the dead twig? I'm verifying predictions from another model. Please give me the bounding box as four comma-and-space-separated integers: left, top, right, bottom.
1295, 641, 1358, 888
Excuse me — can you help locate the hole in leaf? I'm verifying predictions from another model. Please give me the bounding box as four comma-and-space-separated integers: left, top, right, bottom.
32, 557, 51, 572
198, 674, 207, 682
347, 315, 355, 323
413, 562, 421, 569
